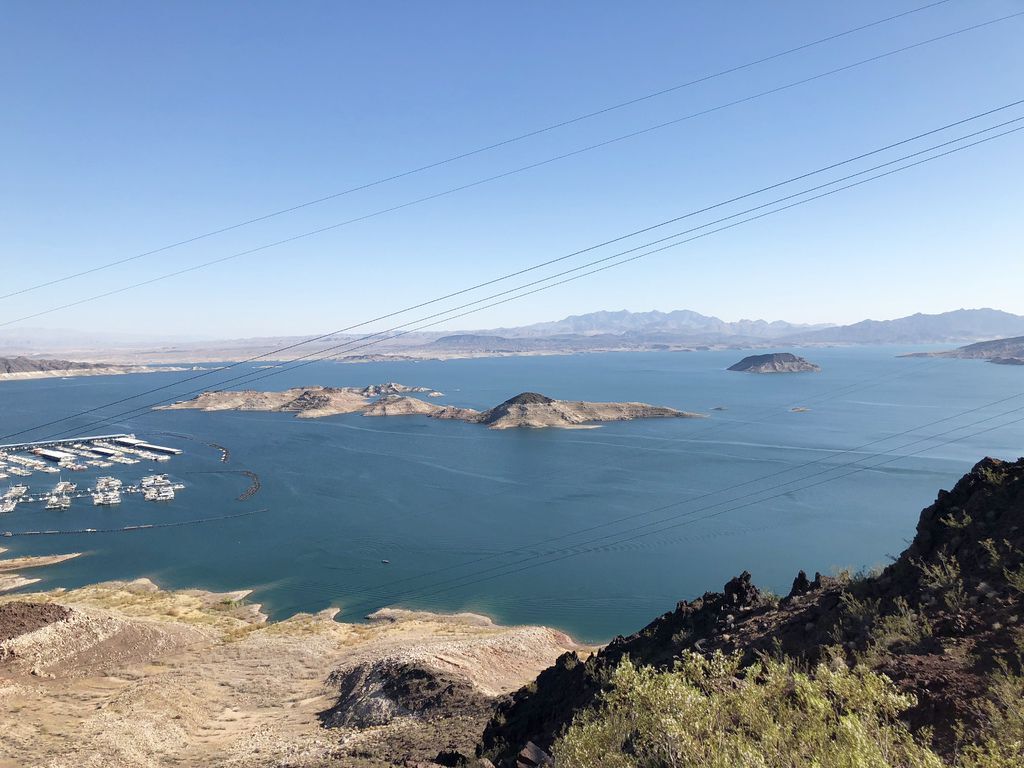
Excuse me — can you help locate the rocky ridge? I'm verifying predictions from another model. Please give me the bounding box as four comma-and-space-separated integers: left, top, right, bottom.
479, 456, 1024, 766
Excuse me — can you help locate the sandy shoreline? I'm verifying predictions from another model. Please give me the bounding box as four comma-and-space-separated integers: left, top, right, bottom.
0, 365, 196, 383
0, 550, 82, 594
0, 577, 589, 767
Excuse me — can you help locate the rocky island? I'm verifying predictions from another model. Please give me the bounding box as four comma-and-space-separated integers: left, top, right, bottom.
473, 392, 701, 429
727, 352, 821, 373
159, 385, 703, 429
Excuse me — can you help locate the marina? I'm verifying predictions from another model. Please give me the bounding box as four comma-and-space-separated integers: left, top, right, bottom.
1, 434, 184, 513
2, 475, 185, 512
0, 433, 181, 481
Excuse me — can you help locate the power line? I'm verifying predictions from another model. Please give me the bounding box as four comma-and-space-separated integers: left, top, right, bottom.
0, 0, 958, 302
5, 104, 1021, 444
328, 400, 1024, 620
5, 9, 1022, 328
36, 119, 1024, 444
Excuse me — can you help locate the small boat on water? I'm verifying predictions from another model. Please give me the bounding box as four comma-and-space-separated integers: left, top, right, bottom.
92, 490, 122, 506
45, 494, 71, 510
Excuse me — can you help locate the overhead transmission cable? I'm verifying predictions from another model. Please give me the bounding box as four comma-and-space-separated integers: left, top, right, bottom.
5, 9, 1023, 328
30, 117, 1024, 445
0, 0, 958, 302
5, 101, 1022, 444
328, 400, 1024, 619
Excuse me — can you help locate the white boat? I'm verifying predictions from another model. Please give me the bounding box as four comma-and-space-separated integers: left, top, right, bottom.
54, 480, 77, 494
4, 485, 29, 499
45, 494, 71, 510
96, 476, 122, 491
141, 474, 169, 488
0, 499, 16, 514
92, 490, 122, 506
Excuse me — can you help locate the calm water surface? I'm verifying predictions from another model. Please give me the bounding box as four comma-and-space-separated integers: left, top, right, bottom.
1, 348, 1021, 642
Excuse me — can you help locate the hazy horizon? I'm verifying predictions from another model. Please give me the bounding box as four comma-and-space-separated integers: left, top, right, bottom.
2, 1, 1022, 337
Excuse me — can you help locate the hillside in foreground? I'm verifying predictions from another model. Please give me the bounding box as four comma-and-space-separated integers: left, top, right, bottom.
480, 456, 1024, 767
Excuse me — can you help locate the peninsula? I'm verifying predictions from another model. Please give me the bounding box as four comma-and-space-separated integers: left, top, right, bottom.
727, 352, 821, 373
158, 385, 703, 429
901, 335, 1024, 366
0, 357, 194, 382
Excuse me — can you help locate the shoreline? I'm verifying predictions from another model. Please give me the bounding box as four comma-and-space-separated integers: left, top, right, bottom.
0, 365, 199, 383
0, 577, 590, 766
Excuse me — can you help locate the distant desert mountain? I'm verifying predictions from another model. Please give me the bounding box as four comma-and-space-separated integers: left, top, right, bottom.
485, 309, 829, 339
727, 353, 820, 374
902, 335, 1024, 365
781, 309, 1024, 345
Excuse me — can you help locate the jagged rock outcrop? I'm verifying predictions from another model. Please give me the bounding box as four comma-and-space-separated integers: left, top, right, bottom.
320, 659, 491, 729
363, 395, 445, 417
479, 456, 1024, 765
727, 352, 820, 373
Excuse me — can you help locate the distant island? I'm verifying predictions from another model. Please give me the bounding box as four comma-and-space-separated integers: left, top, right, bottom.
0, 356, 194, 382
901, 335, 1024, 366
727, 353, 820, 374
159, 385, 703, 429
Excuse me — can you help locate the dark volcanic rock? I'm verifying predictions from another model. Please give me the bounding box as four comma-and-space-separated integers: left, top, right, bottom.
321, 658, 495, 765
500, 393, 555, 406
727, 352, 820, 373
320, 659, 491, 729
479, 456, 1024, 765
0, 602, 72, 645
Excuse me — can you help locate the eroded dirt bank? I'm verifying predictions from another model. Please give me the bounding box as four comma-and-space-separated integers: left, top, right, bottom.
0, 579, 585, 767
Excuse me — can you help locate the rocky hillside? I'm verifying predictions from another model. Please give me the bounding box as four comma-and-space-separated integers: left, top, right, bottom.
479, 456, 1024, 766
727, 352, 820, 373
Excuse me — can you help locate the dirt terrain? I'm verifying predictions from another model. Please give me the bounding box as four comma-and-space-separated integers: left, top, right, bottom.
0, 579, 582, 767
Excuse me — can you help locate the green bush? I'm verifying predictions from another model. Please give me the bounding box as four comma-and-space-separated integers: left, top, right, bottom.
553, 652, 943, 768
957, 668, 1024, 768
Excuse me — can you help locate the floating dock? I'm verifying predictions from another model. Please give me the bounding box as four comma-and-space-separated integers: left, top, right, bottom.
1, 434, 183, 486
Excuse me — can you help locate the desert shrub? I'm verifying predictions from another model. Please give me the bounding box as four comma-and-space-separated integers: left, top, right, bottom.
917, 550, 968, 613
980, 539, 1024, 595
871, 597, 933, 653
940, 511, 973, 530
553, 652, 943, 768
956, 668, 1024, 767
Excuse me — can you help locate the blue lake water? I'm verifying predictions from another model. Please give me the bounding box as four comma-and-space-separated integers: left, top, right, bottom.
0, 348, 1021, 642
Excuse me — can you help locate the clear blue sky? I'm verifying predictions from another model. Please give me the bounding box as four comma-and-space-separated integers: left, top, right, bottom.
2, 0, 1022, 339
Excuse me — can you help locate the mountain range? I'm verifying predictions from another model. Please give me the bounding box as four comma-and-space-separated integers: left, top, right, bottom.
4, 309, 1024, 364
